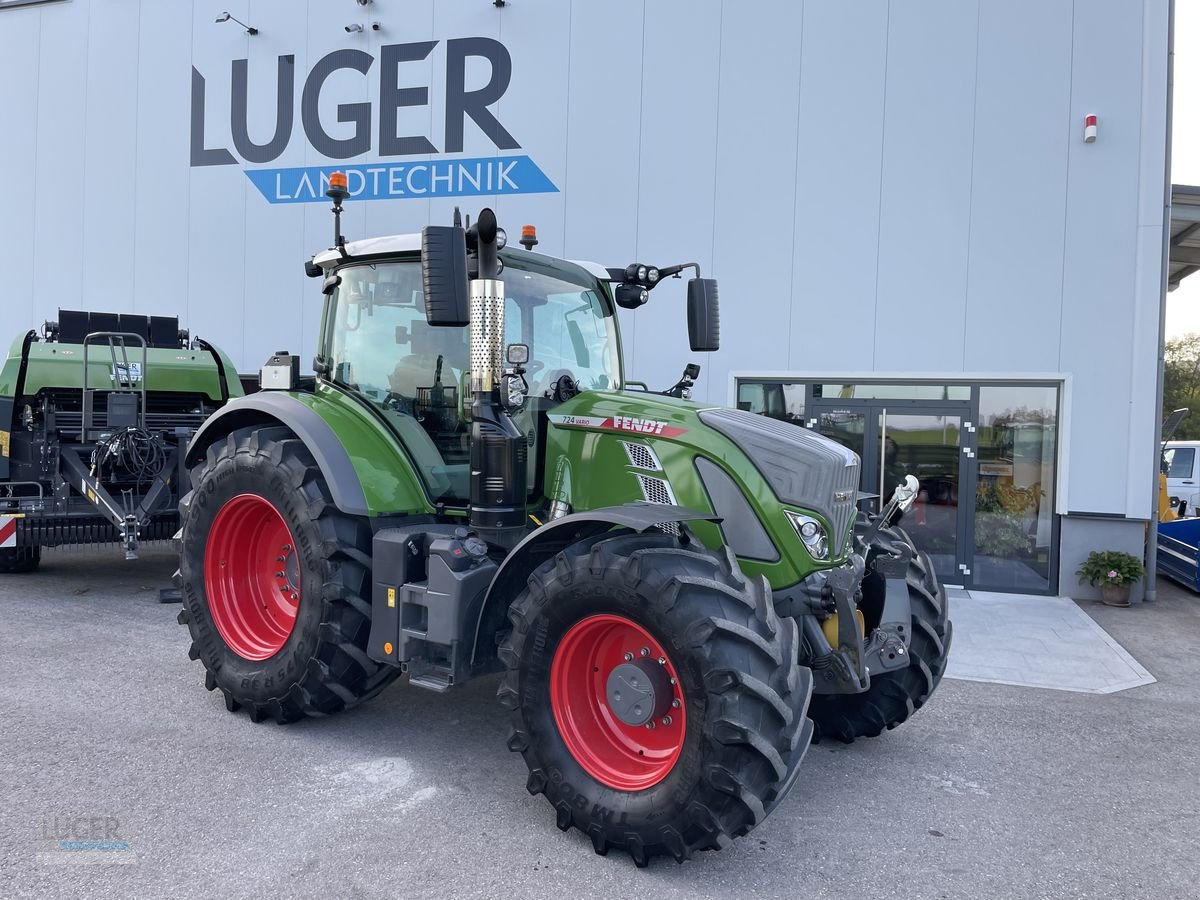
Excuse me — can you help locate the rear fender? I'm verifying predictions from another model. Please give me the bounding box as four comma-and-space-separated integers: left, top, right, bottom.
469, 503, 718, 668
185, 393, 371, 515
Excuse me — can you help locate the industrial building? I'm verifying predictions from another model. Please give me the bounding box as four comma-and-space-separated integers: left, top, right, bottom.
0, 0, 1179, 597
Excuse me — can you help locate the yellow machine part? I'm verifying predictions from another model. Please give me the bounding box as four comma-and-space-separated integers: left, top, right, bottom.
1159, 472, 1179, 523
822, 609, 866, 648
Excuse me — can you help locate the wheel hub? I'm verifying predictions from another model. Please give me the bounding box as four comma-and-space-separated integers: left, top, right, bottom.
605, 660, 671, 726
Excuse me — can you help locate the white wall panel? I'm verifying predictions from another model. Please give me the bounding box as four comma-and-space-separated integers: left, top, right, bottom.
1060, 0, 1147, 515
80, 0, 139, 316
31, 0, 90, 325
963, 0, 1072, 373
703, 0, 805, 405
789, 0, 889, 373
627, 0, 721, 387
874, 0, 979, 373
131, 2, 191, 324
0, 8, 42, 331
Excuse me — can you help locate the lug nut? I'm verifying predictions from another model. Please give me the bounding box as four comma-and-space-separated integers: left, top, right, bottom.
645, 721, 656, 730
276, 555, 286, 562
657, 657, 666, 665
640, 647, 650, 657
624, 652, 634, 662
669, 677, 676, 686
672, 699, 681, 709
275, 571, 285, 578
661, 716, 672, 726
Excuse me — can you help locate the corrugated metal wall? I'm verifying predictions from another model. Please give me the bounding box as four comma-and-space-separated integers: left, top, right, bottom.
0, 0, 1169, 517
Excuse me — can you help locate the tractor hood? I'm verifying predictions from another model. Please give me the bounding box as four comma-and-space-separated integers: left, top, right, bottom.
543, 389, 861, 586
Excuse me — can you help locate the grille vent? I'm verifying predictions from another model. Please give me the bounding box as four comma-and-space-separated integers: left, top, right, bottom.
635, 474, 680, 535
622, 441, 662, 471
636, 474, 676, 506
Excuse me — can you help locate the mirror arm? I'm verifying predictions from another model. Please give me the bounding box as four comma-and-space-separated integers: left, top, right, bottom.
657, 262, 701, 281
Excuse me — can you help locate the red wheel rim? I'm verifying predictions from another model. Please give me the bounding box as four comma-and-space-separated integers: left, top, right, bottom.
204, 494, 300, 661
550, 614, 686, 791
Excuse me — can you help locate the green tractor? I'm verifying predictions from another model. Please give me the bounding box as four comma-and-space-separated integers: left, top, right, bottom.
176, 176, 951, 865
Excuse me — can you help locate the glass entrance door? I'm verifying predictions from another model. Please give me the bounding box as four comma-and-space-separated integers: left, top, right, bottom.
878, 409, 965, 584
811, 402, 969, 586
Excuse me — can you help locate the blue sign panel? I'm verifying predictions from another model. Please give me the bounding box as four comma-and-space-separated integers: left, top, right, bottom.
246, 155, 558, 204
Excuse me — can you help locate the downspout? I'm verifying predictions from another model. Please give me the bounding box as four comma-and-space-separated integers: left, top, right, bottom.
1147, 0, 1176, 602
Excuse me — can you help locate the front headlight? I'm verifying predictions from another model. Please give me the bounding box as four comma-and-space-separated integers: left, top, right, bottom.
785, 511, 829, 560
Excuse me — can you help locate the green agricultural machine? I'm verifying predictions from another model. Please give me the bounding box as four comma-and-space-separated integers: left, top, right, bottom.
0, 312, 240, 572
176, 175, 951, 865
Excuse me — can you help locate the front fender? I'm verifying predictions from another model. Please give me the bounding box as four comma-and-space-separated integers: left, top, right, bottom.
469, 503, 718, 668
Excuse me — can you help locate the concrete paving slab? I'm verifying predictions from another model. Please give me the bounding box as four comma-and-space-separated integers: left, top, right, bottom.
945, 591, 1156, 694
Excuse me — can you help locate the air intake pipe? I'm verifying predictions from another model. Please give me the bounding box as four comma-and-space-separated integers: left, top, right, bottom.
468, 209, 527, 543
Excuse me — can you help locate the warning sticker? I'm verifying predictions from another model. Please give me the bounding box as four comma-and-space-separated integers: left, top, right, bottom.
0, 515, 18, 548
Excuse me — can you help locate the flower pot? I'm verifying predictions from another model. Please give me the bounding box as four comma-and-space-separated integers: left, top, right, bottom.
1101, 584, 1131, 607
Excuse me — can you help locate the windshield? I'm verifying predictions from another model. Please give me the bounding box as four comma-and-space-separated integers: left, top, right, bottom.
324, 254, 619, 504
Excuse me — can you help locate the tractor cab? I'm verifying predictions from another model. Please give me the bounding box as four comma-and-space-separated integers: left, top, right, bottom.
314, 243, 622, 506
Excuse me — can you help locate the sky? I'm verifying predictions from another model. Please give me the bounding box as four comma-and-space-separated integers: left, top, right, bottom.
1166, 2, 1200, 338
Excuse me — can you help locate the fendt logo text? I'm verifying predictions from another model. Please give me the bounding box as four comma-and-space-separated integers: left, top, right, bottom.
191, 38, 558, 204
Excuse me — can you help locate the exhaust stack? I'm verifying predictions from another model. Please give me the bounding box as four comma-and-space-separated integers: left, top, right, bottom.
467, 209, 527, 542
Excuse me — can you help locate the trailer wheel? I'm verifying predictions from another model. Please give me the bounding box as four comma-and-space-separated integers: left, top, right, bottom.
807, 524, 952, 743
0, 546, 40, 574
498, 530, 813, 866
177, 426, 401, 723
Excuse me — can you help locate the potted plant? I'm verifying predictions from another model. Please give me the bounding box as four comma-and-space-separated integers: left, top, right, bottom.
1076, 550, 1146, 607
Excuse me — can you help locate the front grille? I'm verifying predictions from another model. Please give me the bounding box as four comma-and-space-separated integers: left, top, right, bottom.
830, 462, 860, 555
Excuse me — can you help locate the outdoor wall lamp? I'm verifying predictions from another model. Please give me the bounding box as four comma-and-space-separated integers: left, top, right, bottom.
215, 12, 258, 35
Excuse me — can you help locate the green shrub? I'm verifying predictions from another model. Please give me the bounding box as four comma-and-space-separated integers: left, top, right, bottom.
1076, 550, 1145, 587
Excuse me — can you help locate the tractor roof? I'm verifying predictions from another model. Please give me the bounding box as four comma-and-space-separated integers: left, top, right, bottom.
312, 233, 609, 282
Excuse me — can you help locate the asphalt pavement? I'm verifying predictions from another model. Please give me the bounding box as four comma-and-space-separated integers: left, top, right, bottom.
2, 547, 1198, 899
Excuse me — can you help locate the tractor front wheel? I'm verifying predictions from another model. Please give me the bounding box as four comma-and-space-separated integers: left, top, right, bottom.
498, 531, 813, 866
177, 426, 401, 723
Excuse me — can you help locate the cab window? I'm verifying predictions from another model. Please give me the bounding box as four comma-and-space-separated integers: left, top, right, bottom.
1167, 447, 1195, 479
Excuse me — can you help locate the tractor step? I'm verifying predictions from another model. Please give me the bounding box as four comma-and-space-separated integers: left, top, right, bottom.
407, 666, 454, 693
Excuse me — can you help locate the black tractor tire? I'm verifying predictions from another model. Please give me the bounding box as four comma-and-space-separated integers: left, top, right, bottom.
807, 523, 952, 744
176, 426, 401, 724
498, 530, 813, 866
0, 546, 41, 574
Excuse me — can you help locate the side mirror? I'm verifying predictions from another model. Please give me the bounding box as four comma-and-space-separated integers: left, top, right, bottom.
686, 278, 720, 352
421, 224, 470, 327
614, 283, 648, 310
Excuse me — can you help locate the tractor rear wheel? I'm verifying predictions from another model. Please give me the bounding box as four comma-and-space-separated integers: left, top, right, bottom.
0, 546, 40, 574
498, 530, 813, 866
177, 426, 401, 723
807, 523, 952, 743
